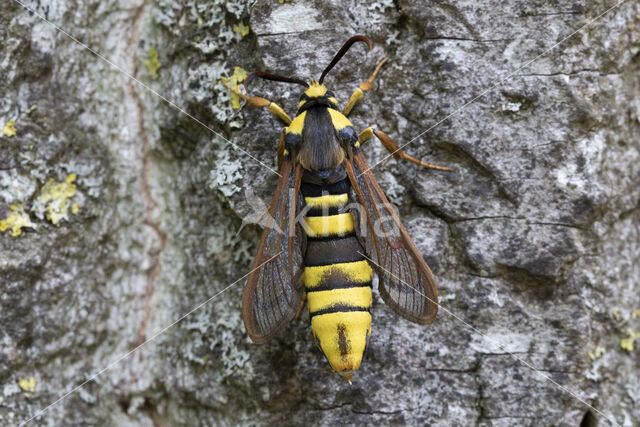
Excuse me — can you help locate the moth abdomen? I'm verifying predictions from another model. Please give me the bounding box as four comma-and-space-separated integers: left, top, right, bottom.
300, 176, 373, 381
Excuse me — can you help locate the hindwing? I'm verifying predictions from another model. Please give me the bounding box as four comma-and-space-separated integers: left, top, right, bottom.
242, 159, 304, 342
345, 152, 438, 324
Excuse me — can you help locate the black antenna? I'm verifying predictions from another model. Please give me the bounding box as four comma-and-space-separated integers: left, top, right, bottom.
318, 36, 372, 84
243, 71, 308, 95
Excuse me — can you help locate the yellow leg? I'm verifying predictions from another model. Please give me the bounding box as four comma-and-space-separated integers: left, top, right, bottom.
373, 129, 452, 171
356, 127, 374, 147
343, 56, 389, 116
221, 79, 292, 125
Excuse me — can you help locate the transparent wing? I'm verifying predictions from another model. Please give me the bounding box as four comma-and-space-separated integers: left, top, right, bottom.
242, 160, 304, 342
345, 153, 438, 324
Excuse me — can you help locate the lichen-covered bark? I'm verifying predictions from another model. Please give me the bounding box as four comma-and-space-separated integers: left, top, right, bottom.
1, 0, 639, 425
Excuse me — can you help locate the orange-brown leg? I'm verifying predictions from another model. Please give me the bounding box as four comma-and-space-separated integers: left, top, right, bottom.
372, 128, 452, 171
343, 56, 389, 116
221, 79, 292, 125
276, 131, 286, 171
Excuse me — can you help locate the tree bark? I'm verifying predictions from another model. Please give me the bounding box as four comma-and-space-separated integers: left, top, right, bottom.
1, 0, 639, 425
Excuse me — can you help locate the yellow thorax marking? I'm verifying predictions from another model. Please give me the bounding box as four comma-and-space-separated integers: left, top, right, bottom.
286, 111, 307, 135
304, 194, 348, 209
305, 82, 327, 98
304, 212, 354, 238
327, 108, 353, 131
302, 260, 373, 288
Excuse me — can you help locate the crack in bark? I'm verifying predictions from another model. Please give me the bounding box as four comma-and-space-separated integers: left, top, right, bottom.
432, 3, 481, 40
474, 355, 487, 426
432, 141, 520, 208
118, 4, 168, 422
351, 408, 403, 415
481, 414, 539, 419
314, 401, 353, 411
142, 398, 165, 427
256, 30, 332, 37
420, 367, 479, 373
518, 11, 582, 17
126, 0, 166, 347
517, 69, 622, 77
451, 215, 583, 229
424, 36, 514, 43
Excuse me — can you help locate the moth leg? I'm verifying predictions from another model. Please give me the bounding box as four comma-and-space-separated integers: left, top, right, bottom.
295, 289, 307, 320
221, 79, 292, 125
357, 127, 374, 147
276, 131, 286, 171
372, 128, 452, 171
343, 56, 389, 117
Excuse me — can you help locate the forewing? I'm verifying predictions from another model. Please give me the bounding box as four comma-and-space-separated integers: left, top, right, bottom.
242, 160, 304, 342
345, 153, 438, 324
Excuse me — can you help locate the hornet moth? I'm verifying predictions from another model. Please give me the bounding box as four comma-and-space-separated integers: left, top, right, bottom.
223, 35, 451, 382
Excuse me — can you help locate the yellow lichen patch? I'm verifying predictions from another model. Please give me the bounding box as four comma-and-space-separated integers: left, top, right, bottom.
2, 120, 17, 137
588, 346, 605, 361
233, 23, 250, 37
0, 204, 35, 237
18, 377, 37, 393
39, 174, 79, 225
144, 47, 161, 77
223, 66, 248, 109
278, 0, 291, 3
632, 308, 640, 319
620, 330, 638, 352
72, 202, 79, 215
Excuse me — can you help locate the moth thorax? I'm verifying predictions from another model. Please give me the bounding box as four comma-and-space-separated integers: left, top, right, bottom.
298, 107, 345, 171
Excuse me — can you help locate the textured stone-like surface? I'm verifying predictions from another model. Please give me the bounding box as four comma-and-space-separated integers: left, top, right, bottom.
1, 0, 639, 425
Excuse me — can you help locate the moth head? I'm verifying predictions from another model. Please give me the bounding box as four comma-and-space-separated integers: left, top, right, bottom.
297, 81, 339, 112
241, 36, 372, 113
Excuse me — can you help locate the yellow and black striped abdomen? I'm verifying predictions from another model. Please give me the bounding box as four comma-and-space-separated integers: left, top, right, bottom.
300, 177, 373, 380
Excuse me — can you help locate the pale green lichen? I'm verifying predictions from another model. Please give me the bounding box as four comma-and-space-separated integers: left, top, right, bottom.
35, 174, 79, 225
144, 47, 161, 77
0, 204, 36, 237
2, 120, 17, 137
208, 148, 243, 198
205, 219, 254, 266
367, 0, 396, 27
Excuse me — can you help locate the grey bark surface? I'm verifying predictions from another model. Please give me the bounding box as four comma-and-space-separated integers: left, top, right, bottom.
1, 0, 639, 425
